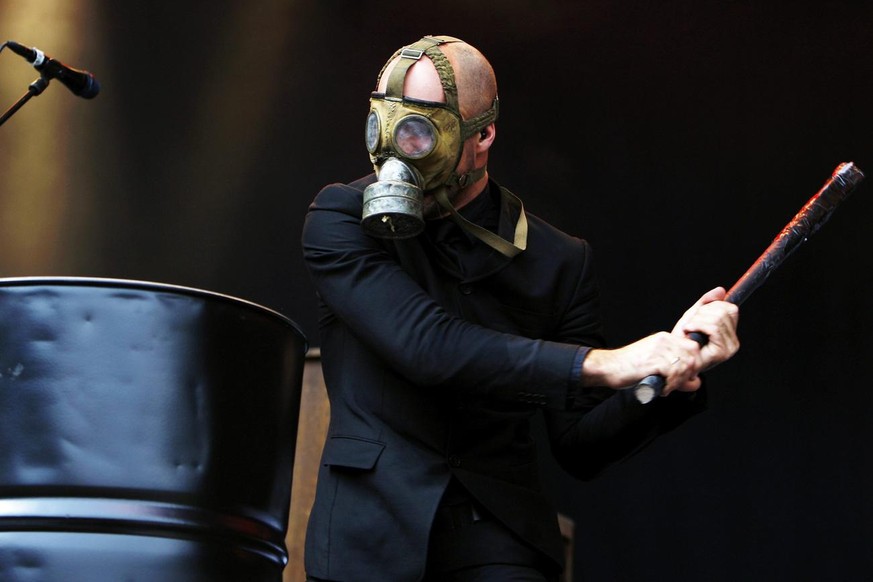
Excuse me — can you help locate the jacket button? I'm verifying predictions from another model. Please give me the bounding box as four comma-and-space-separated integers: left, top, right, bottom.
448, 455, 461, 467
459, 284, 473, 295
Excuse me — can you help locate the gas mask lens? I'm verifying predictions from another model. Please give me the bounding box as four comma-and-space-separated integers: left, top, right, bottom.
393, 115, 436, 159
365, 110, 380, 153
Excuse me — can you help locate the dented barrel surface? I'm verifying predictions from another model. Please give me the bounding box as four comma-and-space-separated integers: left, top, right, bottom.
0, 277, 307, 581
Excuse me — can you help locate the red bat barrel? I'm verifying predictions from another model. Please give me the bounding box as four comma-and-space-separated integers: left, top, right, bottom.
633, 162, 864, 404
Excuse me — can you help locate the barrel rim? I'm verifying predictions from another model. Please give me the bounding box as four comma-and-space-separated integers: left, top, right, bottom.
0, 276, 308, 350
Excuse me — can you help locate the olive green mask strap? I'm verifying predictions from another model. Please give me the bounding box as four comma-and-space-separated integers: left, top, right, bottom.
384, 36, 461, 111
381, 35, 499, 140
434, 186, 528, 258
460, 98, 499, 141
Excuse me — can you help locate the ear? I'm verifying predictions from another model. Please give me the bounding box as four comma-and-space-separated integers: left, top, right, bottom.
475, 123, 496, 153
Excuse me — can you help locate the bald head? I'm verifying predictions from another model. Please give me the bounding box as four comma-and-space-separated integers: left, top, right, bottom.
439, 40, 498, 120
376, 37, 498, 121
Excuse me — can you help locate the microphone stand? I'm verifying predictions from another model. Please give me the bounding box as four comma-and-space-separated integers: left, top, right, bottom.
0, 76, 50, 128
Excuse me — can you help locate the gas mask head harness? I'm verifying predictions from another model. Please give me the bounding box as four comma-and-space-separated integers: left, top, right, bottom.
362, 36, 526, 257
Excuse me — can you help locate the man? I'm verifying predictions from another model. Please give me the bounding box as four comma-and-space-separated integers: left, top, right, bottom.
301, 35, 739, 582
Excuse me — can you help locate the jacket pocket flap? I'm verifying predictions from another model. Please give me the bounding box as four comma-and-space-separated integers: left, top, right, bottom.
322, 436, 386, 470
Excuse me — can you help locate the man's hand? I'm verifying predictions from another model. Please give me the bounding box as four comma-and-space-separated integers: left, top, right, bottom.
582, 287, 740, 395
672, 286, 740, 375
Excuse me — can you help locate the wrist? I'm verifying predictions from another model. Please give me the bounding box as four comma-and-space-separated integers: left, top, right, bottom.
581, 348, 628, 388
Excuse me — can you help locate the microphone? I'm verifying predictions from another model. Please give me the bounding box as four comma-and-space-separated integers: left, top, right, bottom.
4, 40, 100, 99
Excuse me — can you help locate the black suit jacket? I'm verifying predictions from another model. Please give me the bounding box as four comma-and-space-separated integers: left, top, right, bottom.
301, 175, 704, 581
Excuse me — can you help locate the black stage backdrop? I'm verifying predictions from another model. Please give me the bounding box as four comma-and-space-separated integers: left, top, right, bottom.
1, 1, 872, 580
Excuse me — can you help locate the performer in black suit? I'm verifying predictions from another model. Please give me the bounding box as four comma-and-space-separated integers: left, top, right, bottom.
302, 35, 739, 582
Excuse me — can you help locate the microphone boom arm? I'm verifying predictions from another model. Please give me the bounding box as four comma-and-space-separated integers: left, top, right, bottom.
0, 42, 49, 128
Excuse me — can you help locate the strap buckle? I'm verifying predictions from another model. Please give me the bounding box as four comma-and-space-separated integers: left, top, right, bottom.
399, 48, 424, 60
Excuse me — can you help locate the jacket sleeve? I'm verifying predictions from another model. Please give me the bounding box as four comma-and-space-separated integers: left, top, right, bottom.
545, 383, 706, 480
541, 237, 707, 480
301, 182, 580, 408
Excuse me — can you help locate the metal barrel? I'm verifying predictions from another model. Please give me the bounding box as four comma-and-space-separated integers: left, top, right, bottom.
0, 277, 308, 581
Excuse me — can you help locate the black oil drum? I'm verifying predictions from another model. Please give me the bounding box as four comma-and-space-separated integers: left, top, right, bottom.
0, 277, 307, 581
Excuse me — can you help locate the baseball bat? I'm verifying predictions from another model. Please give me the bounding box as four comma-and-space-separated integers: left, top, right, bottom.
633, 162, 865, 404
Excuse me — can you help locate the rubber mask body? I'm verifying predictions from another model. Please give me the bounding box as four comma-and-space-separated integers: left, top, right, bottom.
367, 96, 464, 192
361, 95, 467, 238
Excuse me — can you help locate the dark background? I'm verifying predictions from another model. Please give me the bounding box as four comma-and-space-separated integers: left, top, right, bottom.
1, 1, 872, 579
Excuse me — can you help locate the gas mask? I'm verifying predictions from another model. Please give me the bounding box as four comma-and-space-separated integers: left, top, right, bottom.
361, 36, 499, 240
